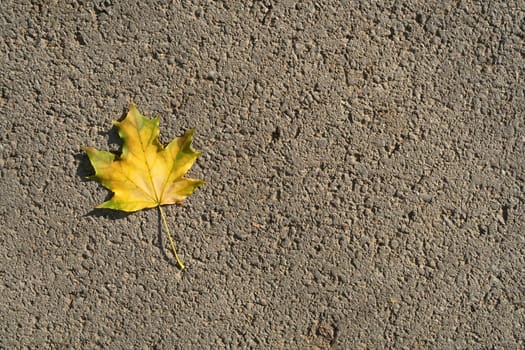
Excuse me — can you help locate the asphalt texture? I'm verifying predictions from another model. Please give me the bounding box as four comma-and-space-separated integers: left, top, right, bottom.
1, 1, 524, 349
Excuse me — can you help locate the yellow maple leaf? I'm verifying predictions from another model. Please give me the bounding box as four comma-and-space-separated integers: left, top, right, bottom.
84, 102, 204, 269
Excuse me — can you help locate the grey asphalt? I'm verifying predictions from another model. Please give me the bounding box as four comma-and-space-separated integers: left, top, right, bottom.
1, 1, 524, 349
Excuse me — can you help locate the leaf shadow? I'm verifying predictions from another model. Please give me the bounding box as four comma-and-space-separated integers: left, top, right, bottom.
76, 111, 125, 219
84, 208, 131, 220
104, 105, 129, 152
105, 126, 123, 153
75, 151, 94, 179
75, 126, 122, 179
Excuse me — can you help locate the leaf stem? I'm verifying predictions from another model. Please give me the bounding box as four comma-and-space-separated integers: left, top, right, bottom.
158, 205, 185, 270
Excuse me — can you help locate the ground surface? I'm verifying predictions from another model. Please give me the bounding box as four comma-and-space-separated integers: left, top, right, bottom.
1, 1, 524, 349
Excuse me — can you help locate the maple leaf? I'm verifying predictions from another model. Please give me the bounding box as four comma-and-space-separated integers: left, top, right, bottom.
84, 102, 204, 269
